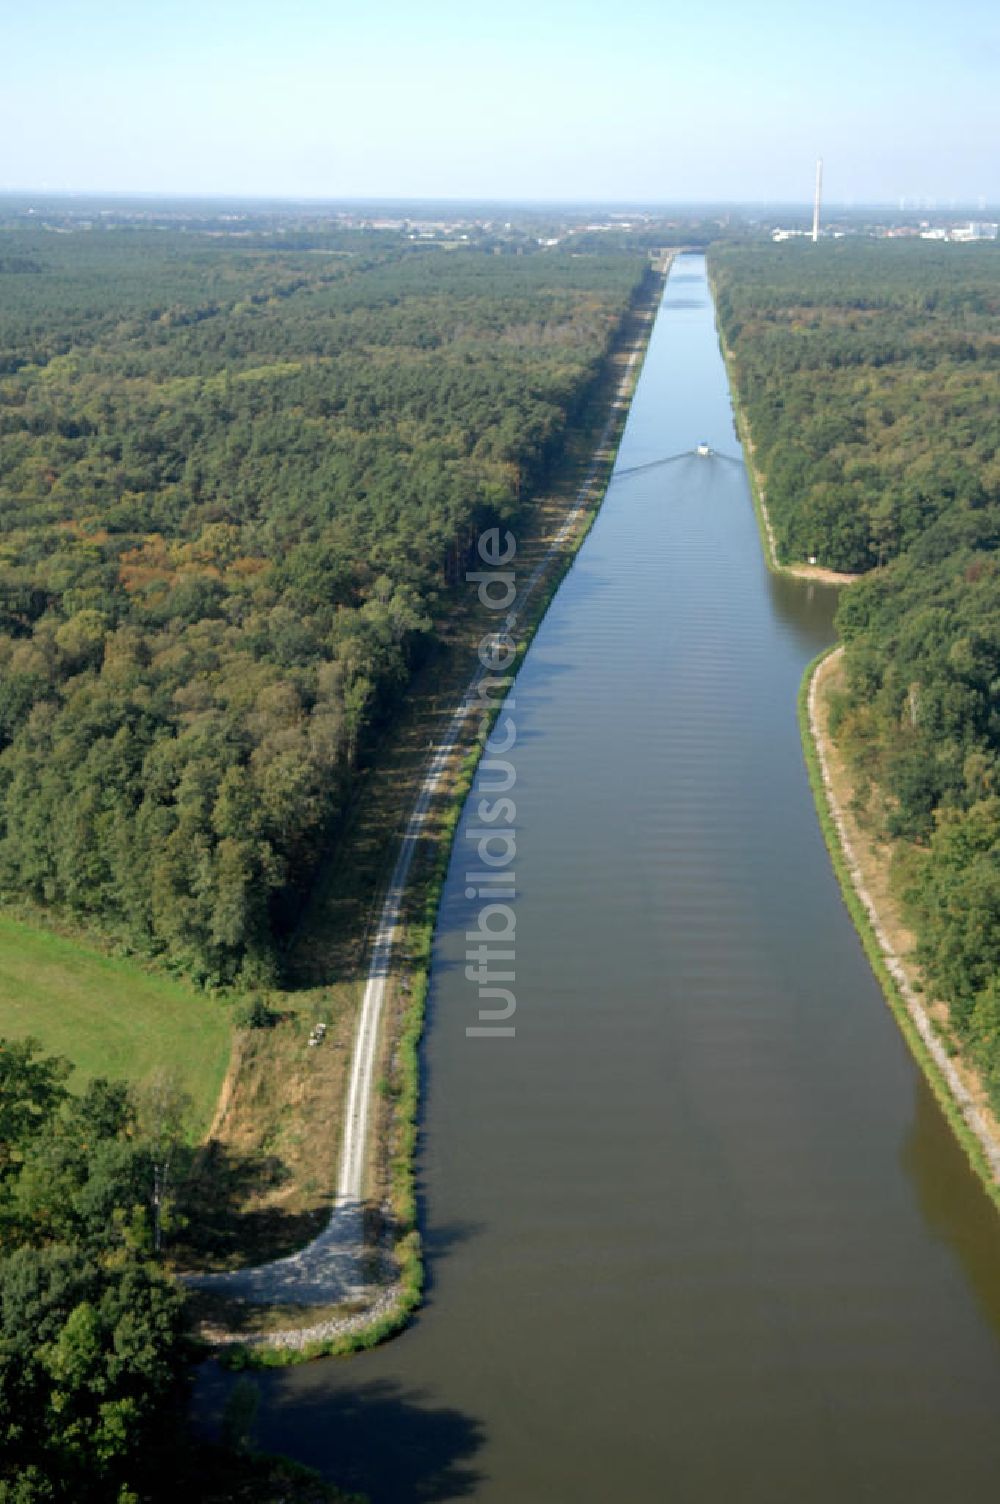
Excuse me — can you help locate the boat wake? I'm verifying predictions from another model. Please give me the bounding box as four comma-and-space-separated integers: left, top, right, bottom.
611, 447, 744, 483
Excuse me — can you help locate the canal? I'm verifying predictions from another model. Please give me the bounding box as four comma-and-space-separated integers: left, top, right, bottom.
199, 255, 1000, 1502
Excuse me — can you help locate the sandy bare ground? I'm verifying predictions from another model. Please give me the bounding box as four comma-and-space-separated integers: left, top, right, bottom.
809, 648, 1000, 1183
787, 560, 860, 586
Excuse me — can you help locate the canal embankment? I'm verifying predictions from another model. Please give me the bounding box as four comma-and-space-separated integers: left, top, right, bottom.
190, 257, 672, 1363
803, 646, 1000, 1206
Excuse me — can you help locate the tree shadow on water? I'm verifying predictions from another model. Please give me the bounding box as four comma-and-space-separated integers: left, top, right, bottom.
195, 1364, 486, 1503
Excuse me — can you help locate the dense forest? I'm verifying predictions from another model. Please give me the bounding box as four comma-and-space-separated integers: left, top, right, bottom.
712, 242, 1000, 1114
0, 1038, 183, 1500
712, 242, 1000, 574
0, 228, 648, 985
0, 1037, 355, 1502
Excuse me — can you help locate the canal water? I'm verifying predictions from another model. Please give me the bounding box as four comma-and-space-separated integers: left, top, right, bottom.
199, 256, 1000, 1501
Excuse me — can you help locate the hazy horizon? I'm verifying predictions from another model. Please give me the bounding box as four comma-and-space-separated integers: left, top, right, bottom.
2, 191, 997, 214
3, 0, 997, 205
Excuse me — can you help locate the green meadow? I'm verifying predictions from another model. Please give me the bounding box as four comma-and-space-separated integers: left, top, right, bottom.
0, 914, 230, 1138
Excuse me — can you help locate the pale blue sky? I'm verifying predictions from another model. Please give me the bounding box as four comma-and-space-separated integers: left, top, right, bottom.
3, 0, 997, 202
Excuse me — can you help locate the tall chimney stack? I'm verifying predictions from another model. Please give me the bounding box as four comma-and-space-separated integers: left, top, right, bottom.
812, 157, 823, 243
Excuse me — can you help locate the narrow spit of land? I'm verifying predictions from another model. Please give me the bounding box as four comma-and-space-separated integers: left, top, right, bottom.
186, 262, 671, 1350
736, 413, 857, 586
711, 314, 859, 588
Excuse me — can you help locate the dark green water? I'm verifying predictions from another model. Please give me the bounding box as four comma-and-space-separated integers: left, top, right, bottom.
199, 256, 1000, 1501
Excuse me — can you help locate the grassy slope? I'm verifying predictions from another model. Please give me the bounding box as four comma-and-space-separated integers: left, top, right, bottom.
0, 913, 231, 1137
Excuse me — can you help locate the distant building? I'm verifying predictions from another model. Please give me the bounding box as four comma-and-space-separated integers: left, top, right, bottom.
951, 222, 999, 242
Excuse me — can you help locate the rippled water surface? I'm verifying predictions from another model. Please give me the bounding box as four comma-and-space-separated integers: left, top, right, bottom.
199, 256, 1000, 1503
